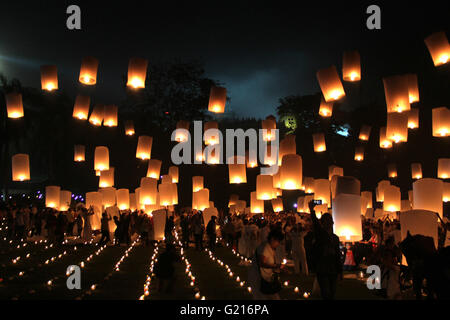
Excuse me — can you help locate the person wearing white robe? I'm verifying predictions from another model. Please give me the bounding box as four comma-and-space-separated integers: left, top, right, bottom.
291, 224, 309, 275
81, 208, 94, 242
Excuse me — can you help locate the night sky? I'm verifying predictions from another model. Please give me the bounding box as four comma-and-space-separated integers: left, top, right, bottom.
0, 1, 449, 118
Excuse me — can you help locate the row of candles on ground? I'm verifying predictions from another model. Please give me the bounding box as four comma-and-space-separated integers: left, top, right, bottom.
139, 244, 160, 300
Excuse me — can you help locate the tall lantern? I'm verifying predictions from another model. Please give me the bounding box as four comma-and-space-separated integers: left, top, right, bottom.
161, 175, 172, 185
376, 180, 391, 202
280, 154, 302, 190
406, 74, 420, 103
40, 65, 58, 91
359, 125, 371, 141
361, 191, 373, 211
438, 158, 450, 179
99, 187, 116, 208
329, 165, 344, 181
192, 176, 204, 193
318, 98, 333, 117
316, 65, 345, 102
208, 86, 227, 113
262, 144, 278, 166
152, 210, 166, 240
411, 163, 423, 180
59, 191, 72, 212
204, 121, 219, 145
313, 133, 326, 152
94, 146, 109, 171
379, 127, 393, 149
261, 117, 277, 142
332, 194, 362, 241
272, 171, 281, 189
256, 175, 275, 200
99, 167, 115, 188
271, 198, 284, 213
443, 182, 450, 202
407, 108, 419, 129
278, 135, 296, 165
250, 192, 264, 214
125, 120, 135, 136
387, 163, 398, 178
383, 75, 411, 113
175, 120, 190, 142
246, 150, 258, 168
170, 183, 178, 205
73, 95, 90, 120
169, 166, 179, 183
140, 177, 158, 206
354, 146, 364, 161
314, 179, 331, 207
79, 56, 99, 85
303, 177, 315, 194
136, 136, 153, 160
386, 112, 408, 143
195, 189, 210, 211
6, 92, 24, 119
12, 154, 30, 181
228, 156, 247, 184
116, 189, 130, 210
129, 193, 137, 211
342, 50, 361, 82
424, 31, 450, 67
383, 185, 401, 212
74, 145, 86, 162
127, 58, 148, 89
413, 178, 443, 218
45, 186, 61, 209
89, 104, 104, 126
432, 107, 450, 137
147, 159, 162, 179
159, 183, 174, 207
103, 105, 118, 127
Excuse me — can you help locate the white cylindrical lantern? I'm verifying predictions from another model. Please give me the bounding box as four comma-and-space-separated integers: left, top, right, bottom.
406, 73, 419, 103
318, 98, 333, 117
147, 159, 162, 179
175, 121, 190, 142
169, 166, 179, 183
407, 108, 419, 129
159, 183, 174, 207
140, 178, 158, 206
136, 136, 153, 160
79, 56, 99, 85
194, 189, 210, 211
379, 127, 393, 149
271, 198, 283, 213
413, 178, 443, 218
89, 104, 104, 126
432, 107, 450, 137
6, 92, 24, 119
125, 120, 135, 136
361, 191, 373, 214
99, 168, 114, 188
228, 157, 247, 184
278, 135, 296, 165
94, 146, 109, 171
443, 182, 450, 202
152, 210, 166, 241
280, 154, 302, 190
86, 192, 102, 230
313, 133, 326, 152
256, 175, 275, 200
59, 191, 72, 212
411, 163, 423, 180
204, 121, 219, 146
99, 187, 116, 208
316, 65, 345, 102
40, 65, 58, 91
12, 154, 30, 181
383, 185, 401, 212
127, 57, 148, 89
116, 189, 130, 210
73, 95, 90, 120
387, 163, 398, 178
250, 191, 264, 214
129, 193, 137, 211
342, 50, 361, 82
424, 31, 450, 67
354, 146, 364, 161
359, 125, 371, 141
383, 75, 411, 113
192, 176, 204, 193
328, 165, 344, 181
303, 177, 315, 194
332, 194, 362, 242
376, 180, 391, 202
103, 105, 118, 127
386, 112, 408, 143
208, 86, 227, 113
261, 118, 277, 142
314, 179, 331, 206
46, 186, 61, 209
74, 145, 85, 162
438, 158, 450, 179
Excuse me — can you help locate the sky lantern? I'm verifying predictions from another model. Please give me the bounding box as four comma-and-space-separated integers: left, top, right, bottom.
271, 198, 284, 213
318, 98, 333, 117
99, 187, 116, 208
228, 194, 239, 208
74, 145, 86, 162
413, 178, 443, 218
169, 166, 179, 183
204, 121, 219, 145
161, 175, 172, 184
129, 193, 137, 211
401, 200, 412, 212
205, 148, 221, 165
262, 144, 278, 166
424, 31, 450, 67
170, 183, 178, 205
443, 182, 450, 202
261, 117, 277, 142
89, 104, 104, 126
332, 194, 362, 241
175, 120, 190, 142
116, 189, 130, 210
250, 192, 264, 214
79, 56, 99, 85
328, 165, 344, 181
228, 156, 247, 184
12, 154, 30, 182
140, 177, 158, 206
316, 65, 345, 102
208, 86, 227, 113
406, 73, 420, 103
95, 170, 101, 177
358, 125, 371, 141
194, 189, 210, 211
387, 163, 397, 178
303, 177, 315, 194
6, 92, 24, 119
125, 120, 135, 136
383, 75, 411, 113
147, 159, 162, 179
152, 210, 166, 240
256, 175, 275, 200
386, 112, 408, 143
278, 135, 296, 165
432, 107, 450, 137
59, 191, 72, 212
192, 176, 204, 193
408, 190, 414, 207
40, 65, 58, 91
407, 108, 419, 129
73, 95, 90, 120
103, 105, 118, 127
354, 146, 364, 161
376, 180, 391, 202
411, 163, 423, 180
272, 171, 281, 189
379, 127, 393, 149
136, 136, 153, 160
400, 210, 438, 252
280, 154, 302, 190
94, 146, 109, 171
246, 150, 258, 168
361, 191, 373, 212
383, 185, 401, 212
438, 158, 450, 179
45, 186, 61, 209
159, 183, 174, 207
342, 50, 361, 82
314, 179, 331, 207
99, 167, 114, 188
135, 188, 145, 210
127, 57, 148, 89
312, 133, 326, 152
86, 192, 103, 229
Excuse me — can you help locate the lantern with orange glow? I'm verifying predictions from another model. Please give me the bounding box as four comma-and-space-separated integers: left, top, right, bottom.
359, 125, 371, 141
129, 193, 137, 211
161, 175, 172, 185
383, 185, 401, 212
387, 163, 398, 178
407, 108, 419, 129
262, 144, 278, 166
376, 180, 391, 202
438, 158, 450, 179
271, 198, 284, 213
208, 86, 227, 113
159, 183, 174, 207
379, 127, 393, 149
125, 120, 135, 136
424, 31, 450, 67
204, 122, 219, 145
314, 179, 331, 207
103, 105, 118, 127
228, 194, 239, 208
194, 189, 210, 211
73, 95, 90, 120
94, 146, 109, 171
354, 146, 364, 161
74, 145, 85, 162
59, 191, 72, 212
192, 176, 204, 193
147, 159, 162, 179
278, 135, 296, 165
40, 65, 58, 91
256, 175, 275, 200
140, 177, 158, 206
261, 118, 277, 142
432, 107, 450, 137
383, 75, 410, 113
413, 178, 443, 218
250, 192, 264, 214
12, 154, 30, 182
99, 167, 114, 188
401, 200, 412, 212
85, 192, 103, 229
6, 92, 24, 119
79, 56, 99, 85
280, 154, 302, 190
89, 104, 104, 126
95, 170, 101, 177
361, 191, 373, 212
152, 210, 166, 240
313, 133, 326, 152
99, 187, 116, 208
318, 98, 333, 117
168, 166, 179, 183
170, 183, 178, 205
297, 197, 305, 213
332, 194, 362, 241
406, 74, 420, 103
175, 120, 190, 142
443, 182, 450, 202
205, 147, 221, 165
272, 170, 281, 189
246, 150, 258, 168
45, 186, 61, 209
411, 163, 423, 180
386, 112, 408, 143
127, 58, 148, 89
136, 136, 153, 160
316, 66, 345, 102
328, 165, 344, 181
303, 177, 315, 194
228, 156, 247, 184
342, 50, 361, 82
116, 189, 130, 210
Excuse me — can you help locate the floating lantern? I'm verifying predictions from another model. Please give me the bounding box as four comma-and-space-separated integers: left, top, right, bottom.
256, 175, 275, 200
228, 157, 247, 184
59, 191, 72, 212
74, 145, 86, 162
159, 183, 174, 207
161, 175, 172, 185
103, 105, 118, 127
169, 166, 179, 183
261, 118, 277, 142
432, 107, 450, 137
175, 120, 190, 142
208, 86, 227, 113
316, 65, 345, 102
379, 127, 393, 149
86, 192, 102, 229
99, 187, 116, 208
271, 198, 283, 213
438, 158, 450, 179
45, 186, 61, 209
354, 146, 364, 161
303, 177, 315, 194
95, 170, 101, 177
152, 210, 166, 240
147, 159, 162, 179
443, 182, 450, 202
383, 185, 401, 212
361, 191, 373, 213
387, 163, 397, 178
125, 120, 135, 136
127, 58, 148, 89
411, 163, 422, 180
272, 171, 281, 188
246, 150, 258, 168
116, 189, 130, 210
318, 98, 333, 117
278, 135, 296, 165
413, 178, 443, 218
407, 108, 419, 129
250, 192, 264, 214
89, 104, 105, 126
99, 168, 114, 188
12, 154, 30, 181
386, 112, 408, 143
79, 56, 99, 85
193, 189, 210, 211
406, 74, 419, 103
228, 194, 239, 208
280, 154, 302, 190
140, 178, 158, 206
72, 95, 90, 120
6, 92, 24, 119
129, 193, 137, 211
205, 148, 221, 165
40, 65, 58, 91
170, 183, 178, 205
359, 125, 371, 141
314, 179, 331, 206
94, 146, 109, 171
383, 75, 410, 113
297, 196, 305, 213
313, 133, 326, 152
408, 190, 414, 207
332, 194, 362, 241
262, 144, 278, 166
328, 165, 344, 181
192, 176, 204, 193
204, 121, 219, 145
400, 210, 438, 250
342, 50, 361, 82
424, 31, 450, 67
376, 180, 391, 202
136, 136, 153, 160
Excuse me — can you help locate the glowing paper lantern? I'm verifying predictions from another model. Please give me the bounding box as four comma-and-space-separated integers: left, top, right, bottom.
192, 176, 204, 193
127, 58, 148, 89
6, 92, 24, 119
387, 163, 397, 178
438, 158, 450, 179
312, 133, 326, 152
250, 192, 264, 214
115, 189, 130, 211
72, 95, 90, 120
383, 75, 411, 113
383, 185, 401, 212
278, 135, 296, 165
159, 183, 174, 207
443, 182, 450, 202
407, 108, 419, 129
205, 148, 220, 165
411, 163, 422, 180
303, 177, 315, 194
262, 144, 278, 166
45, 186, 61, 209
12, 154, 30, 182
332, 194, 362, 242
103, 105, 118, 127
256, 175, 275, 200
204, 121, 219, 145
40, 65, 58, 91
94, 146, 109, 171
129, 193, 137, 211
246, 150, 258, 168
74, 145, 85, 162
271, 198, 284, 213
208, 86, 227, 113
147, 159, 162, 179
140, 177, 158, 206
134, 188, 144, 210
194, 189, 210, 211
316, 66, 345, 102
354, 146, 364, 161
413, 178, 443, 218
99, 168, 114, 188
424, 31, 450, 67
328, 165, 344, 181
379, 127, 393, 149
361, 191, 373, 213
314, 179, 331, 206
125, 120, 135, 136
59, 191, 72, 212
169, 166, 179, 183
272, 171, 281, 189
161, 175, 172, 185
89, 104, 104, 126
152, 210, 166, 241
79, 56, 99, 85
432, 107, 450, 137
86, 192, 102, 229
280, 154, 302, 190
95, 170, 101, 177
318, 98, 333, 117
170, 183, 178, 205
228, 157, 247, 184
376, 180, 391, 202
174, 120, 190, 142
401, 200, 412, 212
342, 50, 361, 82
386, 112, 408, 143
400, 210, 438, 249
297, 197, 305, 213
262, 118, 277, 142
228, 194, 239, 208
406, 74, 420, 103
136, 136, 153, 160
99, 187, 116, 208
358, 125, 371, 141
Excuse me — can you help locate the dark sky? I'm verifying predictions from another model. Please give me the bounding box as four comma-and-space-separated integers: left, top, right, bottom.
0, 1, 449, 118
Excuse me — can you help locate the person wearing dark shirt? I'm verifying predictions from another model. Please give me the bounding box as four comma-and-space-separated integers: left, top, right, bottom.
206, 216, 217, 250
154, 243, 181, 293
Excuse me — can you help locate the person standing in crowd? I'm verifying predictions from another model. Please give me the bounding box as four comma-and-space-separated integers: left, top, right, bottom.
99, 212, 112, 246
180, 214, 190, 249
165, 214, 175, 243
75, 211, 83, 237
206, 216, 217, 250
55, 211, 68, 244
140, 213, 151, 246
291, 222, 309, 275
193, 212, 204, 251
81, 207, 94, 242
15, 207, 26, 240
154, 243, 181, 294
